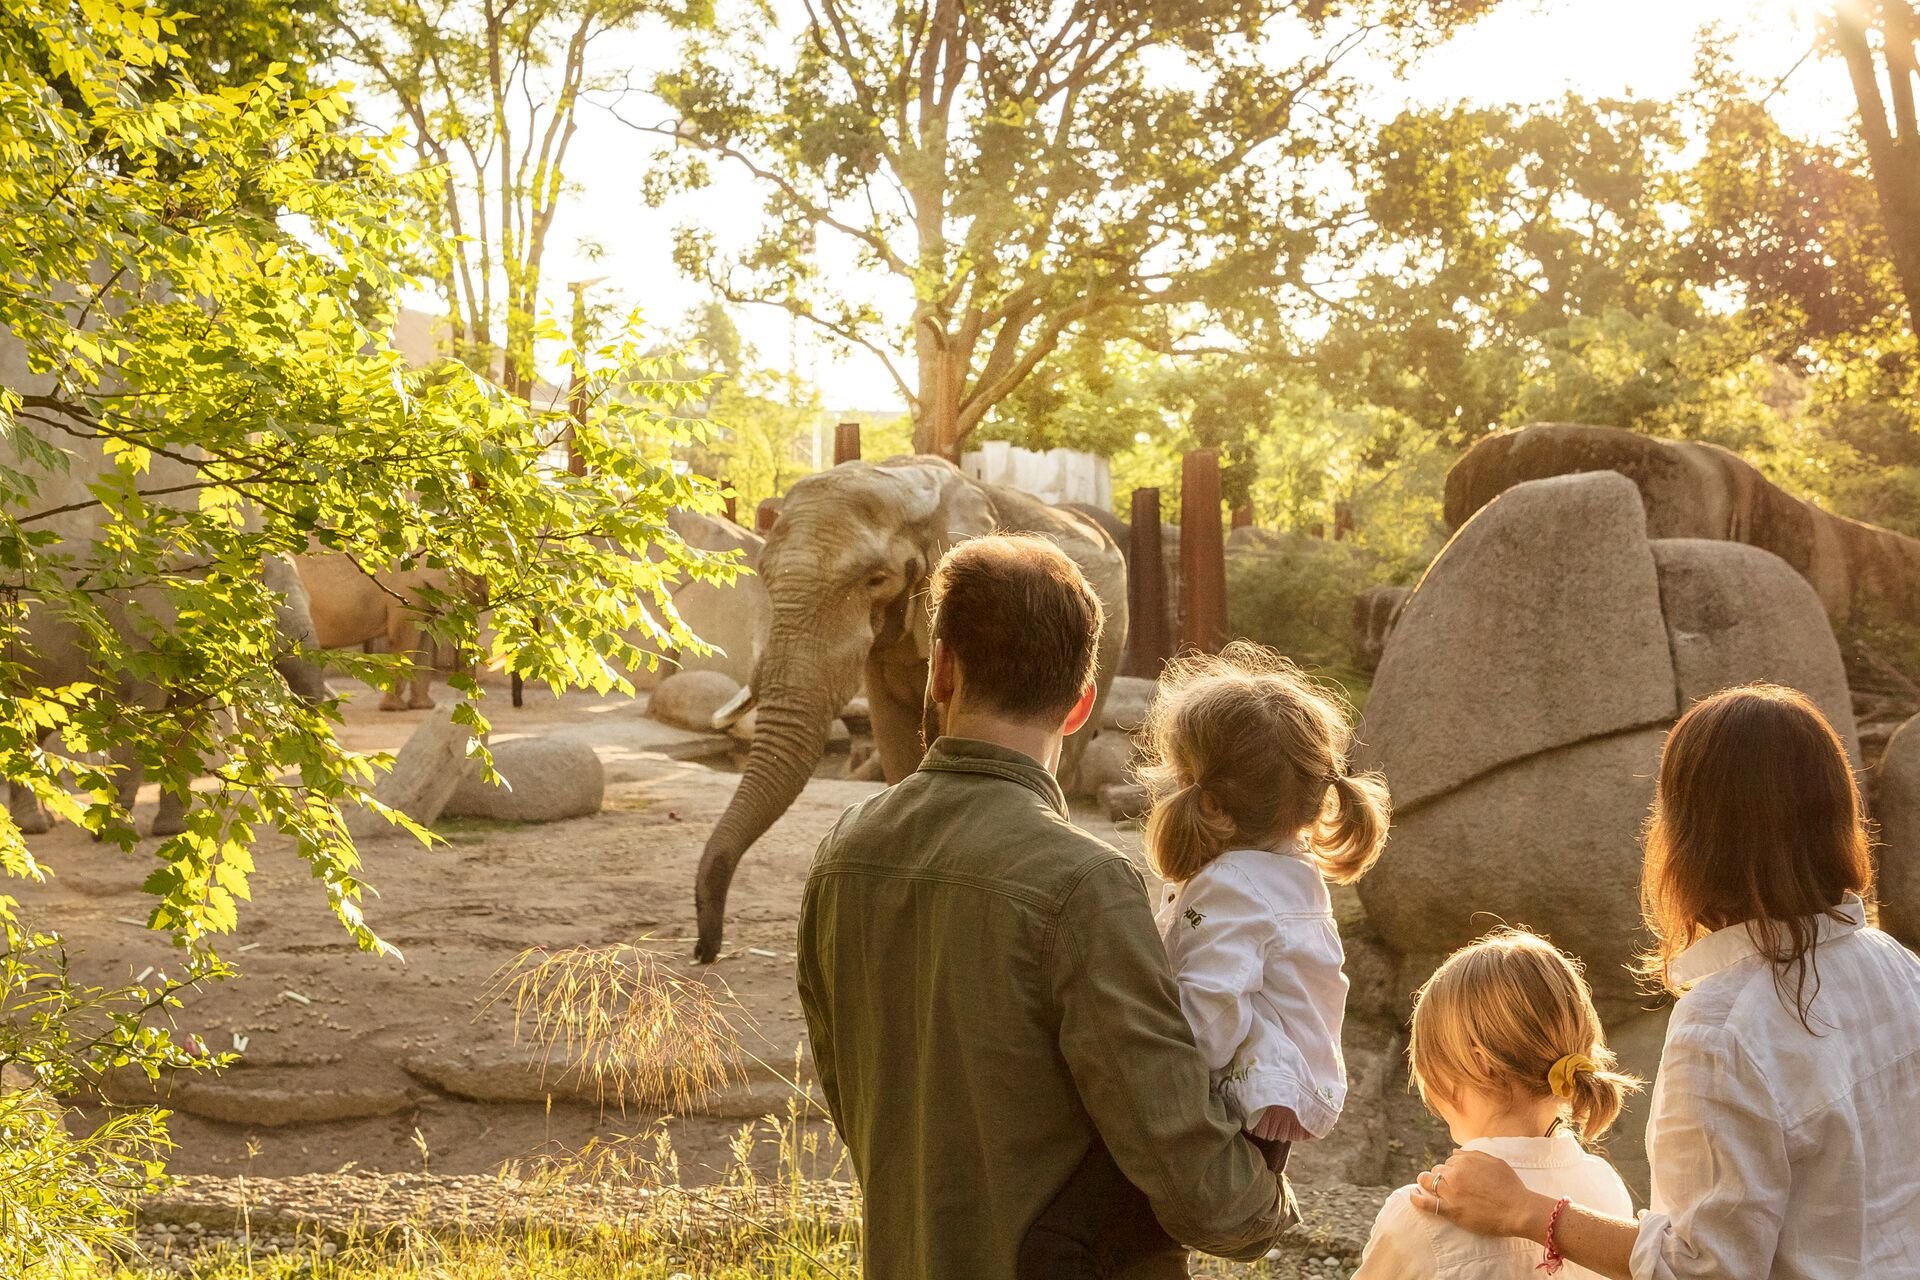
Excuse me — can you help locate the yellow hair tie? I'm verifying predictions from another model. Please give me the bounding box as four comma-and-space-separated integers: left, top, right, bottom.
1548, 1053, 1596, 1099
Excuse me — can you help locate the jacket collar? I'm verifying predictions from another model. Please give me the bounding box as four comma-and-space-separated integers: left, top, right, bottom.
1669, 893, 1868, 987
917, 736, 1068, 816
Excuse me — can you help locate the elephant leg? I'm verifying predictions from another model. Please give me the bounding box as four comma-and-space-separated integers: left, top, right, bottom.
8, 781, 51, 835
865, 656, 931, 783
380, 611, 431, 711
151, 788, 189, 838
8, 726, 53, 834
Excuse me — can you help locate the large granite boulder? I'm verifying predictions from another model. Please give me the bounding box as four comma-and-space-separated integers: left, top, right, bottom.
1446, 423, 1920, 631
648, 670, 743, 733
345, 701, 480, 838
1871, 717, 1920, 948
1358, 473, 1858, 1013
444, 735, 605, 824
656, 511, 769, 688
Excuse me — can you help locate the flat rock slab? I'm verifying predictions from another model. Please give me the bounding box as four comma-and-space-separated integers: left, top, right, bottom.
444, 734, 606, 823
1362, 472, 1676, 810
108, 1077, 413, 1128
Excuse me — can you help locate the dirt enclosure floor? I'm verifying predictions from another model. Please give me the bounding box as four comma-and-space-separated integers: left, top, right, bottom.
18, 680, 1247, 1189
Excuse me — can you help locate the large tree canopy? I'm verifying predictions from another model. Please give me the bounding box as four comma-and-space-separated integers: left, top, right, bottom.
646, 0, 1500, 458
0, 4, 724, 1263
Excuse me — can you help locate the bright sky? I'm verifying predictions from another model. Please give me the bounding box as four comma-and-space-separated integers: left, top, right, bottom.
393, 0, 1849, 411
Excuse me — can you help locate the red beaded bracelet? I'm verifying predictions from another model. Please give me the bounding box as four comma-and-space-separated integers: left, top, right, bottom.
1537, 1197, 1571, 1274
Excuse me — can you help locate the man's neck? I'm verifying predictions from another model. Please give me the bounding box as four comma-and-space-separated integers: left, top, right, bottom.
939, 706, 1065, 774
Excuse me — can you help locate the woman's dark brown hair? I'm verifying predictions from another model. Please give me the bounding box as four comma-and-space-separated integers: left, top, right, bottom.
1638, 684, 1874, 1026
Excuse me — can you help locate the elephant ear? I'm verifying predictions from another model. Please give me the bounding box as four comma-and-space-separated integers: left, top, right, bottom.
874, 463, 946, 524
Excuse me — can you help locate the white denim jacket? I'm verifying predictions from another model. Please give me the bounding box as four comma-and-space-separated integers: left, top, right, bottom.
1155, 844, 1347, 1136
1632, 894, 1920, 1279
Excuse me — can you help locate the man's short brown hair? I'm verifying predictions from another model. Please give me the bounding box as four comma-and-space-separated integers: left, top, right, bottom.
929, 534, 1104, 721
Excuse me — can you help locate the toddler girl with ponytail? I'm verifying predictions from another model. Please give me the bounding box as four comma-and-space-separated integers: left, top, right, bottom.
1143, 641, 1392, 1160
1354, 928, 1640, 1279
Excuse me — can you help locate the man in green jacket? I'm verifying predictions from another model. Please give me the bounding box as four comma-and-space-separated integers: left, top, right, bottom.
797, 534, 1293, 1279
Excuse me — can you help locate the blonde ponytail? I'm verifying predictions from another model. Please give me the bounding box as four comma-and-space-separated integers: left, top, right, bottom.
1564, 1059, 1635, 1142
1144, 783, 1236, 883
1313, 770, 1392, 885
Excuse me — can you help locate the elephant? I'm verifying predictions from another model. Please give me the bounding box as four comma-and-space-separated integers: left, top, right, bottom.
295, 553, 451, 710
692, 456, 1130, 963
6, 553, 333, 837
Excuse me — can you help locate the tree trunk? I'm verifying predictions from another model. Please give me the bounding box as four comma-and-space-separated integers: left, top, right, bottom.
911, 340, 966, 459
1837, 2, 1920, 339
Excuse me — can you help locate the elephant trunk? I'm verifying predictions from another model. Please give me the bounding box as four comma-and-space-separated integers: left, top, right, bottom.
693, 617, 861, 963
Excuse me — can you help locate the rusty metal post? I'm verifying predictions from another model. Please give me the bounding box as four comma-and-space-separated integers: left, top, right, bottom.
755, 497, 783, 534
834, 421, 862, 465
1231, 504, 1253, 530
1127, 488, 1172, 678
1180, 449, 1228, 653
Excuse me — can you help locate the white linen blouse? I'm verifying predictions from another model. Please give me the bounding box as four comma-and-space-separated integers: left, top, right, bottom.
1631, 894, 1920, 1279
1356, 1132, 1635, 1280
1154, 844, 1347, 1136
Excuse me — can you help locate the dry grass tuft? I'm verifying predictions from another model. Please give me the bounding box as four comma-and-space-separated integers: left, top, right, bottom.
482, 940, 746, 1111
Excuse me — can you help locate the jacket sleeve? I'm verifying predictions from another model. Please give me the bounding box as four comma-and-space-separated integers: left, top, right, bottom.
1050, 857, 1289, 1262
1630, 1025, 1788, 1280
795, 876, 845, 1135
1162, 862, 1276, 1073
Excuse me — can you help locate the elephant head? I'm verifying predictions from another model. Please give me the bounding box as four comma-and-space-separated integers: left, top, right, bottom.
692, 458, 995, 962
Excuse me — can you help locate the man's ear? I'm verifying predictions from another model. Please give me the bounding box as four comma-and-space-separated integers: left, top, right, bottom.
1060, 681, 1097, 737
929, 638, 958, 708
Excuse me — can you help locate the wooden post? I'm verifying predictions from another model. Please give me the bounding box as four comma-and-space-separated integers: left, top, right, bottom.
1180, 449, 1228, 653
1333, 500, 1354, 542
721, 481, 737, 525
1231, 504, 1253, 530
1126, 488, 1172, 678
834, 421, 862, 465
755, 497, 783, 534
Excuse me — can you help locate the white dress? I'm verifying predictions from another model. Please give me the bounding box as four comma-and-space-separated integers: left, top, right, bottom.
1154, 844, 1347, 1136
1355, 1133, 1635, 1280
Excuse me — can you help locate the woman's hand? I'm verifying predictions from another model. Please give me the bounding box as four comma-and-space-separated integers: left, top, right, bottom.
1410, 1150, 1554, 1240
1251, 1105, 1310, 1143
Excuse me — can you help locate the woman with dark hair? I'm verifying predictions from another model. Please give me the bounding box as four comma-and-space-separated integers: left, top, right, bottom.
1414, 684, 1920, 1278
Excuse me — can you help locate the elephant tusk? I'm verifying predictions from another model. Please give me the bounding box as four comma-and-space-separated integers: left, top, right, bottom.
711, 683, 757, 730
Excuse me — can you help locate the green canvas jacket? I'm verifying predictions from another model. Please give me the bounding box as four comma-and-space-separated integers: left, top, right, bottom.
796, 736, 1290, 1280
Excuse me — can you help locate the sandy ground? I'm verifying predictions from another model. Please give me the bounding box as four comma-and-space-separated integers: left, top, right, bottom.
14, 679, 1165, 1186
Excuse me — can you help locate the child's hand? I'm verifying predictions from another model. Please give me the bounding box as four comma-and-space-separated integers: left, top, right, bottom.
1251, 1105, 1310, 1143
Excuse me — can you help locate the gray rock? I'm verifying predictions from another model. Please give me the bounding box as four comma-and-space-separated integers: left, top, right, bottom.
1654, 539, 1859, 760
346, 700, 479, 838
1359, 472, 1676, 809
662, 511, 768, 687
1358, 728, 1666, 1016
1099, 782, 1151, 824
648, 670, 743, 732
1873, 715, 1920, 948
1100, 676, 1156, 732
444, 735, 605, 823
1067, 727, 1136, 796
